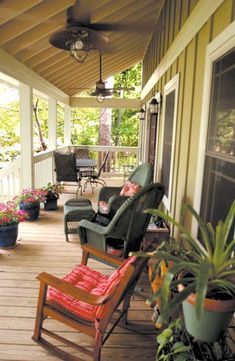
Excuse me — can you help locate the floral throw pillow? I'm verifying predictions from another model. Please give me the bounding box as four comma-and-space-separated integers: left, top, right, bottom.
119, 180, 141, 196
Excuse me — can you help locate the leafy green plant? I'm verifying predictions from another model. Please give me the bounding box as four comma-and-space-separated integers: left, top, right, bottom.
43, 182, 64, 199
156, 318, 191, 361
155, 317, 234, 361
138, 201, 235, 326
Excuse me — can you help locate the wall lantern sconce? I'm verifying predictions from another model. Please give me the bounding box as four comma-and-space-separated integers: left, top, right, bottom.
138, 107, 146, 121
149, 92, 162, 115
149, 98, 158, 114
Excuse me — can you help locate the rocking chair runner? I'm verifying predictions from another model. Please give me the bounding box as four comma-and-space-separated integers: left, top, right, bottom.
32, 245, 148, 361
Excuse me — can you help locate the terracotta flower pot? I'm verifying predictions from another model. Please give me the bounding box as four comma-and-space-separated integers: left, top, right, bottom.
178, 283, 235, 342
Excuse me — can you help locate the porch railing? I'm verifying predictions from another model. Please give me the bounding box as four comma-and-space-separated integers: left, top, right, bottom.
0, 145, 139, 201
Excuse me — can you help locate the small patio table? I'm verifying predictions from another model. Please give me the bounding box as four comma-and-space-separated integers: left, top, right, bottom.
76, 159, 97, 169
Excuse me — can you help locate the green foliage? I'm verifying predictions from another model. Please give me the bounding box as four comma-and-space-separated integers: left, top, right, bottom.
155, 317, 234, 361
113, 63, 142, 99
156, 318, 191, 361
133, 202, 235, 330
71, 107, 100, 145
144, 202, 235, 326
57, 103, 64, 146
0, 101, 20, 162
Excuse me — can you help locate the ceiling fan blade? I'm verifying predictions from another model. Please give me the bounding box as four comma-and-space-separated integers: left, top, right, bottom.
86, 29, 109, 51
67, 0, 90, 25
49, 30, 70, 50
90, 22, 155, 33
90, 88, 113, 97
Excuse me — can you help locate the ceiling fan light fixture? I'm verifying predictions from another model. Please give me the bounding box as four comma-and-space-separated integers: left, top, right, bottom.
70, 47, 89, 63
97, 93, 105, 103
66, 32, 93, 63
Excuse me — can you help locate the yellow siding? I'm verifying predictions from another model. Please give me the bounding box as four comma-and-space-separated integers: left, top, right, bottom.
181, 0, 190, 26
174, 0, 183, 38
142, 0, 234, 226
185, 20, 211, 203
168, 0, 176, 46
173, 39, 196, 221
212, 0, 233, 39
142, 0, 199, 87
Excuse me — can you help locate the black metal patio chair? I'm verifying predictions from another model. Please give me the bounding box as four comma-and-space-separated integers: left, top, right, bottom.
54, 151, 82, 197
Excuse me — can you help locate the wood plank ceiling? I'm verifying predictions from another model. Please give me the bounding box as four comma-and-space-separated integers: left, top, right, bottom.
0, 0, 164, 96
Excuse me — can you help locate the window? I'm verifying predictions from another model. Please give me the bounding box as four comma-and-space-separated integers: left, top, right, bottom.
200, 47, 235, 229
160, 74, 179, 211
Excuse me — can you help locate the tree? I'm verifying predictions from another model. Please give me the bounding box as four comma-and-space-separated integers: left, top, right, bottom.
33, 98, 47, 151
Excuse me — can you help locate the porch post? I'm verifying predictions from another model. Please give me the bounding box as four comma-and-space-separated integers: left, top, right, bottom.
64, 105, 71, 145
19, 83, 34, 189
48, 97, 57, 150
138, 118, 142, 163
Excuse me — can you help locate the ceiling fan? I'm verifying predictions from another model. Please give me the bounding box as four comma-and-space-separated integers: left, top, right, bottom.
90, 52, 134, 103
49, 0, 153, 63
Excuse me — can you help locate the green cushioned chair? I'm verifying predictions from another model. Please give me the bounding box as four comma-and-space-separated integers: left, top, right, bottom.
78, 182, 165, 264
97, 163, 153, 217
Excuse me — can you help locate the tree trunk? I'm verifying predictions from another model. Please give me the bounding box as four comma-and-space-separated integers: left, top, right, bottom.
33, 98, 47, 151
99, 107, 111, 171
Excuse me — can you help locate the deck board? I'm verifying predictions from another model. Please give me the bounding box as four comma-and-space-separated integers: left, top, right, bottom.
0, 183, 157, 361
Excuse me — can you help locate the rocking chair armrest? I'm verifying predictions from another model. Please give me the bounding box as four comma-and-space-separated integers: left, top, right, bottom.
78, 219, 108, 234
81, 245, 124, 267
108, 195, 129, 215
98, 186, 122, 202
37, 272, 109, 306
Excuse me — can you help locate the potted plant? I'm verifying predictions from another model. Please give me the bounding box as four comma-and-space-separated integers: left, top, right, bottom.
136, 201, 235, 343
0, 201, 28, 248
14, 188, 47, 221
42, 183, 63, 211
155, 317, 234, 361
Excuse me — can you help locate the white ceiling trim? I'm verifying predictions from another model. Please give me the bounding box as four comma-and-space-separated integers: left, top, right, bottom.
70, 97, 141, 109
0, 49, 69, 104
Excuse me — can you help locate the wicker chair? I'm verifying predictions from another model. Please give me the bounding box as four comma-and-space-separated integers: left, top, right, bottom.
97, 162, 153, 218
32, 245, 148, 361
78, 182, 165, 262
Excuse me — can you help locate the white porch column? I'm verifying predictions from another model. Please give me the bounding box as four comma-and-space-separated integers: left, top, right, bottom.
48, 97, 57, 149
64, 105, 71, 145
19, 83, 34, 189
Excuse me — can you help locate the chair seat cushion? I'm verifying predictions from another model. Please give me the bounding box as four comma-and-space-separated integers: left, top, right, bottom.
120, 180, 141, 196
48, 257, 136, 321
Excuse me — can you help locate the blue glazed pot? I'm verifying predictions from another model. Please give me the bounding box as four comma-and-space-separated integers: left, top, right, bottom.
0, 223, 18, 249
20, 202, 40, 221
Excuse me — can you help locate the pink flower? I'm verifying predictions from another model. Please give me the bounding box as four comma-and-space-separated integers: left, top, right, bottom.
14, 188, 47, 206
0, 202, 28, 227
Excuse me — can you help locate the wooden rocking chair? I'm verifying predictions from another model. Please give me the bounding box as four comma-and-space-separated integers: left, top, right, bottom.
32, 245, 148, 361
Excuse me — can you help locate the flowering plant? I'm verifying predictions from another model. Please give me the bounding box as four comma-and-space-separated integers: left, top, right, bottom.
14, 188, 47, 207
0, 201, 28, 227
42, 183, 64, 200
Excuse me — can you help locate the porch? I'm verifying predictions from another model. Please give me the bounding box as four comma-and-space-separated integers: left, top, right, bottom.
0, 182, 157, 361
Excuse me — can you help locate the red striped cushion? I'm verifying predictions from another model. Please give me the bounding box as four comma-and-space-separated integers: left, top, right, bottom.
48, 257, 137, 321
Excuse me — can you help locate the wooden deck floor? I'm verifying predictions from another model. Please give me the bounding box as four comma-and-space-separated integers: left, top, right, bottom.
0, 180, 157, 361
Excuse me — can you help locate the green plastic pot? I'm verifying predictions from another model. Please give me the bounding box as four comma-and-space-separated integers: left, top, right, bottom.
179, 284, 235, 342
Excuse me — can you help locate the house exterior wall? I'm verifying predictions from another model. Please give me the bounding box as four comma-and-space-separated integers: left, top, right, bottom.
141, 0, 235, 224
